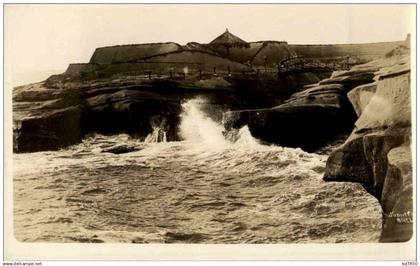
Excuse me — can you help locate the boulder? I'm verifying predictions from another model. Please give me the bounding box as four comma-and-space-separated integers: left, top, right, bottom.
102, 145, 140, 154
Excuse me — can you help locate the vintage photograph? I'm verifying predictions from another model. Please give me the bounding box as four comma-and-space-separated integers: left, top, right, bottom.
5, 2, 415, 260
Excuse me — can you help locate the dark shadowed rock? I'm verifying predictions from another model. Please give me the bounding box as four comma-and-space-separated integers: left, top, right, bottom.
83, 89, 182, 139
14, 106, 82, 152
13, 77, 242, 152
224, 83, 357, 152
102, 145, 140, 154
323, 133, 373, 185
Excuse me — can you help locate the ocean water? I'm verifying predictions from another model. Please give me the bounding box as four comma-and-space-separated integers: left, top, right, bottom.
13, 99, 382, 243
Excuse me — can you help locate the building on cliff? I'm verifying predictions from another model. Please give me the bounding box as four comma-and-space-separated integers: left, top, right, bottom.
207, 28, 250, 58
62, 30, 407, 81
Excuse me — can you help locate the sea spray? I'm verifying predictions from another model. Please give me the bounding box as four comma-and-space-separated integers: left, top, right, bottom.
145, 115, 169, 143
145, 127, 167, 143
179, 98, 230, 148
178, 98, 261, 150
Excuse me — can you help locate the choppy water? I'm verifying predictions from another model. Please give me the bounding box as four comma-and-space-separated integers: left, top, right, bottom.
13, 99, 382, 243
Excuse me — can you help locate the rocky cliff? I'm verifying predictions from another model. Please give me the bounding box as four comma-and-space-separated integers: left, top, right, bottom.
222, 55, 382, 151
13, 77, 240, 153
14, 67, 323, 153
223, 46, 412, 241
323, 53, 412, 242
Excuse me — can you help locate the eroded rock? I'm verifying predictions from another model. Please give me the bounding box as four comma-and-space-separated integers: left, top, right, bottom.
347, 82, 377, 117
224, 83, 357, 151
380, 145, 413, 242
323, 55, 412, 242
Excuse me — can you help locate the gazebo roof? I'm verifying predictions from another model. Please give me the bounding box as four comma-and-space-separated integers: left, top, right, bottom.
209, 29, 248, 47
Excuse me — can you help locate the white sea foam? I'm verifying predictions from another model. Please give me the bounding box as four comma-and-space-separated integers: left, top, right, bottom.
12, 98, 383, 243
179, 97, 263, 151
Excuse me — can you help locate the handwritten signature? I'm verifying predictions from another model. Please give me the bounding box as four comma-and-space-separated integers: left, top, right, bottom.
383, 211, 413, 224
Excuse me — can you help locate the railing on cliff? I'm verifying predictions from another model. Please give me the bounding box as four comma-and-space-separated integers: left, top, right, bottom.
276, 55, 355, 74
61, 55, 362, 84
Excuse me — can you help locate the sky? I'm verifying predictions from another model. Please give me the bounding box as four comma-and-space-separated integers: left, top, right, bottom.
5, 4, 414, 87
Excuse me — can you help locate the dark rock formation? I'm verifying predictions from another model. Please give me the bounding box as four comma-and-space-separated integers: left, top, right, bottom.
102, 145, 140, 154
14, 106, 82, 152
12, 78, 241, 152
324, 127, 409, 194
323, 54, 412, 242
224, 83, 357, 152
83, 88, 181, 139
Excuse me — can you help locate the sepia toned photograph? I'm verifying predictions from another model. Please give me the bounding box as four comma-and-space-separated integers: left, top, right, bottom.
4, 2, 416, 261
